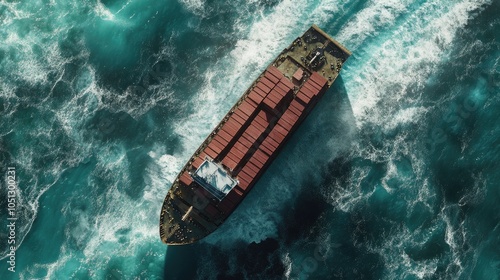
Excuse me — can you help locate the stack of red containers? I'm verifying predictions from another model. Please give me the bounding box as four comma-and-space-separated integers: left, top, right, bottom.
222, 110, 270, 172
296, 72, 328, 106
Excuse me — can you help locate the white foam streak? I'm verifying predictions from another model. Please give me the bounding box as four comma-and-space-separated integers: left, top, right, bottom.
324, 2, 490, 277
337, 0, 414, 49
341, 0, 491, 129
384, 106, 427, 131
179, 0, 205, 15
95, 1, 115, 21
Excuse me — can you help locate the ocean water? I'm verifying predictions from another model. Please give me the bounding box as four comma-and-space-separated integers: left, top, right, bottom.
0, 0, 499, 279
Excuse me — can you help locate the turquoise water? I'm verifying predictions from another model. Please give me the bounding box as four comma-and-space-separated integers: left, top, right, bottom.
0, 0, 499, 279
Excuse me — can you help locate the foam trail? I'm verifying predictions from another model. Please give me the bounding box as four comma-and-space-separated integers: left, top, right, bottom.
339, 0, 491, 129
336, 0, 416, 50
179, 0, 205, 15
322, 0, 492, 279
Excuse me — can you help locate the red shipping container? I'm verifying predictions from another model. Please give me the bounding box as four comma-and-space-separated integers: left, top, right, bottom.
259, 110, 277, 124
278, 119, 293, 131
238, 177, 253, 192
197, 151, 208, 161
266, 141, 278, 153
287, 105, 302, 118
262, 137, 278, 150
291, 105, 304, 117
239, 171, 255, 184
263, 98, 278, 110
256, 82, 272, 94
285, 108, 300, 119
218, 129, 234, 143
280, 77, 294, 90
256, 110, 270, 122
241, 132, 255, 144
238, 137, 253, 149
230, 113, 246, 126
261, 76, 276, 89
221, 126, 237, 138
300, 87, 316, 99
246, 160, 261, 174
212, 138, 226, 150
238, 171, 254, 185
233, 141, 249, 154
269, 129, 285, 144
293, 68, 304, 82
208, 141, 223, 154
204, 146, 219, 159
179, 171, 193, 186
302, 82, 318, 95
244, 125, 260, 138
286, 110, 300, 122
222, 156, 238, 171
246, 98, 258, 108
255, 119, 268, 131
253, 119, 269, 132
241, 165, 257, 178
268, 137, 280, 148
307, 78, 324, 91
296, 92, 311, 105
310, 72, 327, 87
253, 121, 267, 134
276, 82, 290, 93
253, 150, 269, 166
254, 114, 268, 126
243, 161, 260, 176
226, 118, 242, 130
268, 90, 283, 104
272, 85, 288, 98
274, 123, 289, 137
254, 126, 266, 138
225, 151, 239, 163
249, 156, 264, 169
290, 100, 305, 111
253, 87, 268, 98
279, 112, 295, 127
248, 90, 264, 104
239, 103, 255, 117
228, 147, 246, 161
243, 132, 259, 143
237, 178, 250, 191
259, 144, 274, 156
192, 156, 204, 170
233, 110, 248, 123
281, 113, 295, 126
212, 135, 228, 146
267, 66, 284, 80
264, 71, 280, 84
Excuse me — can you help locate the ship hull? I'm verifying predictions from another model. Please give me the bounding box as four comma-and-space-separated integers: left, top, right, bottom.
160, 25, 351, 245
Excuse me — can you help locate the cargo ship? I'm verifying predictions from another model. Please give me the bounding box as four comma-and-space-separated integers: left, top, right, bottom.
159, 25, 351, 245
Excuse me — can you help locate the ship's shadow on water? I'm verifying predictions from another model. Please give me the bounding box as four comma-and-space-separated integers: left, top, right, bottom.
164, 77, 356, 280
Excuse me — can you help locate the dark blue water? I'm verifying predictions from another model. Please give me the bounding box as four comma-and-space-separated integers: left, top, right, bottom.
0, 0, 499, 279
